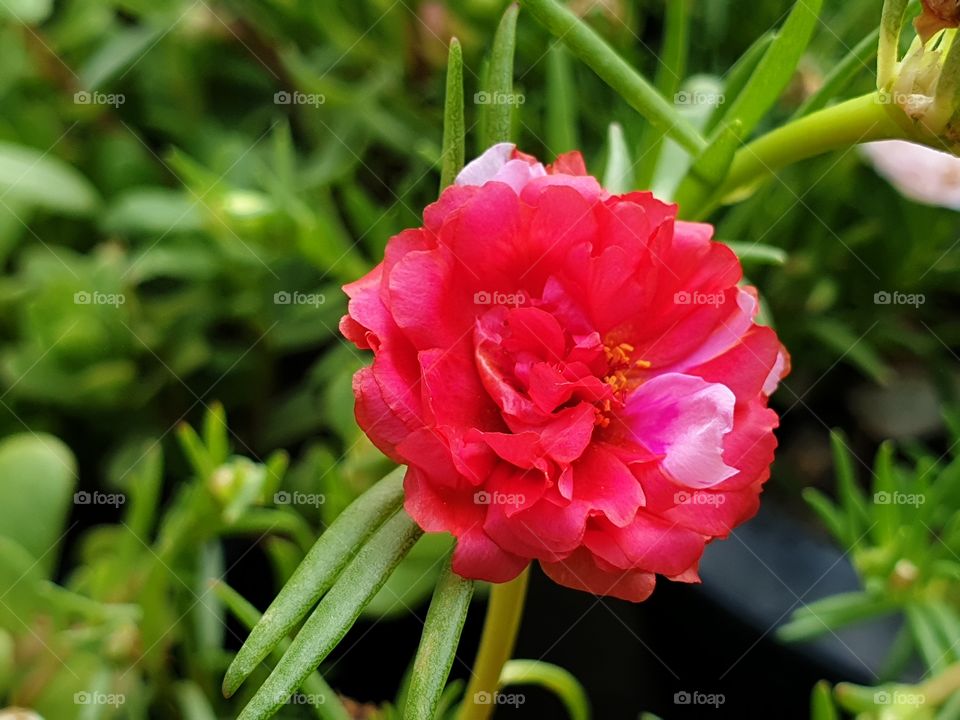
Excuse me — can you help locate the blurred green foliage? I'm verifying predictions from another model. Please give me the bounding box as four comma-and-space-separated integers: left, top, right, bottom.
0, 0, 959, 717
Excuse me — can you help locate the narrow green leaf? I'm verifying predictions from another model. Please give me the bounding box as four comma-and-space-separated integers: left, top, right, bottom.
204, 402, 229, 467
810, 319, 893, 386
177, 422, 215, 480
478, 4, 519, 151
402, 558, 474, 720
810, 680, 838, 720
830, 430, 872, 541
801, 487, 847, 545
674, 119, 741, 214
602, 123, 633, 194
214, 581, 352, 720
521, 0, 706, 155
223, 467, 406, 697
546, 43, 579, 154
793, 27, 880, 119
500, 660, 591, 720
724, 241, 788, 266
635, 0, 691, 186
704, 32, 775, 135
878, 0, 910, 88
236, 509, 423, 720
440, 38, 465, 191
778, 592, 898, 642
0, 142, 99, 216
871, 441, 898, 544
176, 682, 219, 720
713, 0, 824, 140
907, 603, 951, 674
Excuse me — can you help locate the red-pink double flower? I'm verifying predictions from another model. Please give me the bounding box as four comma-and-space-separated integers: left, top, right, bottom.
340, 144, 788, 601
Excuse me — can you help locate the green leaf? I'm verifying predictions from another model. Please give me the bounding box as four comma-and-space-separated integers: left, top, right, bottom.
78, 25, 165, 90
871, 441, 898, 544
635, 0, 691, 186
175, 681, 219, 720
363, 532, 454, 620
704, 31, 775, 135
777, 592, 898, 642
801, 487, 846, 544
712, 0, 824, 140
811, 319, 893, 385
440, 38, 465, 191
545, 43, 579, 154
0, 141, 99, 216
602, 123, 632, 194
0, 0, 51, 24
724, 241, 788, 266
235, 509, 422, 720
830, 430, 872, 542
521, 0, 706, 155
810, 680, 838, 720
223, 467, 406, 697
499, 660, 591, 720
214, 581, 352, 720
478, 4, 519, 151
906, 603, 952, 674
0, 433, 76, 575
102, 188, 203, 236
402, 557, 474, 720
878, 0, 910, 88
793, 27, 880, 119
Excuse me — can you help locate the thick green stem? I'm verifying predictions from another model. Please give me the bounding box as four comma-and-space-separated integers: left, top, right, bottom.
696, 93, 906, 218
457, 567, 531, 720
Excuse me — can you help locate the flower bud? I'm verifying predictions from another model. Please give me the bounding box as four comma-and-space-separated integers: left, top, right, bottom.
916, 0, 960, 42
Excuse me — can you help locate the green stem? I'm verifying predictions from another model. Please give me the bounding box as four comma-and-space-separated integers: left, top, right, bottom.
696, 93, 906, 218
457, 567, 531, 720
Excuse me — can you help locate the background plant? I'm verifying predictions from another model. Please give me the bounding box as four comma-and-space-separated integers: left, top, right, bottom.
1, 0, 959, 718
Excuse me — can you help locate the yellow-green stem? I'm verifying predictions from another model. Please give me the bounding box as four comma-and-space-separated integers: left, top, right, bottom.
457, 567, 531, 720
694, 93, 908, 218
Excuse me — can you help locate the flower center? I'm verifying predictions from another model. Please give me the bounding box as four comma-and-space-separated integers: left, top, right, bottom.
595, 342, 650, 427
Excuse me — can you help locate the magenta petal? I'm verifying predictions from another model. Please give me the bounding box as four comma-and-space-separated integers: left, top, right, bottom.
570, 444, 645, 527
618, 373, 737, 490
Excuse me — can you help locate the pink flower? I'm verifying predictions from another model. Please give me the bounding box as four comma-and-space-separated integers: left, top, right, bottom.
861, 140, 960, 210
340, 144, 789, 601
